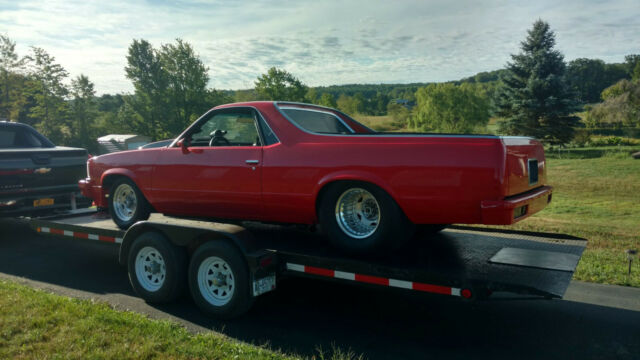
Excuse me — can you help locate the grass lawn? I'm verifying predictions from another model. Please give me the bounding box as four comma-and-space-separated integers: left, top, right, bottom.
0, 280, 360, 360
488, 146, 640, 287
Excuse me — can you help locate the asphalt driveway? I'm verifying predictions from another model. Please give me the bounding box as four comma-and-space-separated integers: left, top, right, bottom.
0, 217, 639, 359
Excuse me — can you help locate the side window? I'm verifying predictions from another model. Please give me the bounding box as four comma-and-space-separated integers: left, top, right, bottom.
280, 108, 353, 134
0, 129, 16, 148
0, 128, 43, 148
189, 109, 262, 147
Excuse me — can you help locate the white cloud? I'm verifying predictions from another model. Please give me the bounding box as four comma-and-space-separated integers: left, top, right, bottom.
0, 0, 638, 94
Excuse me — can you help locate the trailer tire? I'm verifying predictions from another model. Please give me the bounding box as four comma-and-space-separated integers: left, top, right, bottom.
319, 181, 414, 253
188, 241, 253, 319
109, 177, 151, 229
127, 232, 187, 303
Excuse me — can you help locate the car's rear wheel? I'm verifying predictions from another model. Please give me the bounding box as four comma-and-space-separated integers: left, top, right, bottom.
319, 181, 414, 253
109, 177, 151, 229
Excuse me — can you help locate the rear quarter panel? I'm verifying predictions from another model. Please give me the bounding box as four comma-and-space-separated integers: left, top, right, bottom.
261, 135, 506, 225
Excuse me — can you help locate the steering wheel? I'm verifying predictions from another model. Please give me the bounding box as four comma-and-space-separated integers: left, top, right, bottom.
208, 129, 230, 147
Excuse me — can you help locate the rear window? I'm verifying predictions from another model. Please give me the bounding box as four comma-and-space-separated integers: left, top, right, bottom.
280, 108, 353, 134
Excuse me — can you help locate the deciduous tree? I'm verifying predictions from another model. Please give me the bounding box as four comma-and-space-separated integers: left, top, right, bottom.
25, 47, 70, 143
0, 35, 25, 120
160, 39, 209, 133
70, 74, 97, 151
254, 67, 307, 102
411, 83, 489, 133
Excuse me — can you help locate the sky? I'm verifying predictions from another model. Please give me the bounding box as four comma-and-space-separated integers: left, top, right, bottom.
1, 0, 638, 95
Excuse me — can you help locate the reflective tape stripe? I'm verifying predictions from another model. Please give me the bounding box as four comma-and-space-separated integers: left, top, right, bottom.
286, 262, 460, 297
37, 226, 120, 245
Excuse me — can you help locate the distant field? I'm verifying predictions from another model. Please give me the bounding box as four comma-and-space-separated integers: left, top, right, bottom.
353, 115, 405, 132
487, 146, 640, 287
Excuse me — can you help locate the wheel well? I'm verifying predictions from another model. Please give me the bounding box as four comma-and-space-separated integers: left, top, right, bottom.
102, 174, 126, 193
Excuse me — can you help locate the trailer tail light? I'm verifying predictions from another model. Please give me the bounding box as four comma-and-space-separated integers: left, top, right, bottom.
259, 255, 274, 268
461, 288, 473, 299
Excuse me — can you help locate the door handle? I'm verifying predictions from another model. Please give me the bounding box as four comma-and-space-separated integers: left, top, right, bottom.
245, 160, 259, 164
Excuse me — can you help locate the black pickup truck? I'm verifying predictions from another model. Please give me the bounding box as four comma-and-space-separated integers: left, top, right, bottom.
0, 122, 91, 217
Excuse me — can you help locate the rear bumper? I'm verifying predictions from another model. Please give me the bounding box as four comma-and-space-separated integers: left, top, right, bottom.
0, 191, 92, 217
480, 186, 553, 225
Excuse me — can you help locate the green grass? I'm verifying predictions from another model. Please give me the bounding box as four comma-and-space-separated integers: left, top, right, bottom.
485, 146, 640, 287
0, 280, 361, 360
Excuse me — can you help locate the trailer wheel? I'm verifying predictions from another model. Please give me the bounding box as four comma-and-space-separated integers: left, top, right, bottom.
127, 232, 186, 303
109, 177, 151, 229
319, 181, 414, 253
188, 241, 253, 319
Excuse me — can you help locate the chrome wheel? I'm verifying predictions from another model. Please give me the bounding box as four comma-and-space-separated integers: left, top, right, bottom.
198, 256, 235, 306
113, 183, 137, 222
135, 246, 166, 292
335, 188, 381, 239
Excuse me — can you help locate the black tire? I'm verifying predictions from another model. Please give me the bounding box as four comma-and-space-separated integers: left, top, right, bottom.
108, 177, 151, 229
188, 241, 253, 319
318, 181, 415, 253
127, 232, 187, 303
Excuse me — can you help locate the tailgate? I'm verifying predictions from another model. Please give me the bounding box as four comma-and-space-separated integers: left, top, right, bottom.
0, 147, 87, 196
501, 137, 547, 197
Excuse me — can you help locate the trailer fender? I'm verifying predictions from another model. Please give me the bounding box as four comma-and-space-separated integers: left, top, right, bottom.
118, 221, 262, 266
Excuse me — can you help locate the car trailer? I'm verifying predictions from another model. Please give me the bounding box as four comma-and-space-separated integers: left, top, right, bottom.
28, 209, 587, 319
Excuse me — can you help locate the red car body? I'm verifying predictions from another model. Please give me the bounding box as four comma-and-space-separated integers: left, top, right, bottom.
79, 101, 552, 227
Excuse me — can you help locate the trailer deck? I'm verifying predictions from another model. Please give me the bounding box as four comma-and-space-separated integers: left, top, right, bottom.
30, 209, 586, 303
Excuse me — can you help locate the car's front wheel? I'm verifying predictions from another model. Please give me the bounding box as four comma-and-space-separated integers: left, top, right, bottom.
109, 177, 151, 229
319, 182, 414, 253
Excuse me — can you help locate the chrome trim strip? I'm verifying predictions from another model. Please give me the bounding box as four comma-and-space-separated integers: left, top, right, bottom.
245, 159, 259, 164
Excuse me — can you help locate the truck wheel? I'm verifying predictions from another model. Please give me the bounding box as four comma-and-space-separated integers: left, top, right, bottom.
109, 177, 151, 229
127, 232, 186, 303
188, 241, 253, 319
319, 181, 414, 253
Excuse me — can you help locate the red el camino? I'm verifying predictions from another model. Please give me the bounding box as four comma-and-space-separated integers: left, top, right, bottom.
79, 101, 552, 252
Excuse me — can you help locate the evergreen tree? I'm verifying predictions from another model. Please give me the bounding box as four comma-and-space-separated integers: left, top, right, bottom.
496, 20, 580, 144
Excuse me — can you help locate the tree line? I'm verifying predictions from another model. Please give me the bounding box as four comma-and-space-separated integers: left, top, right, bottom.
1, 21, 639, 149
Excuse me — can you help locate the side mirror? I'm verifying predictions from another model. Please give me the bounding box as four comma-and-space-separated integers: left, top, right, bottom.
177, 138, 190, 153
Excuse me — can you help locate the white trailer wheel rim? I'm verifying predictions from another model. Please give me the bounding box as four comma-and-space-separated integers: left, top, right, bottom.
135, 246, 166, 292
335, 188, 381, 239
113, 183, 137, 222
197, 256, 235, 307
